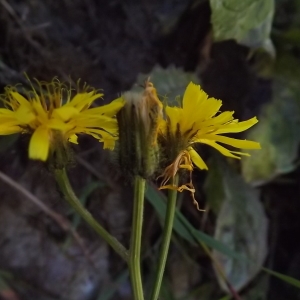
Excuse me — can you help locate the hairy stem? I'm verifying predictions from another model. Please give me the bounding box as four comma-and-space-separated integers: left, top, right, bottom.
129, 176, 145, 300
150, 175, 178, 300
54, 168, 129, 262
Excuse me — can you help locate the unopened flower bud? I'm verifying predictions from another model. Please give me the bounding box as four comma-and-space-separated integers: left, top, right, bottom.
117, 80, 162, 178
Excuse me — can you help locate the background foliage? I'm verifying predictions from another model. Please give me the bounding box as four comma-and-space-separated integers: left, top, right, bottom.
1, 0, 300, 299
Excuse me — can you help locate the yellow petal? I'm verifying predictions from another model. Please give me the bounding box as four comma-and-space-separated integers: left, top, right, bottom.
53, 106, 79, 121
0, 109, 19, 124
0, 109, 22, 134
181, 82, 223, 130
165, 106, 182, 134
0, 125, 21, 135
182, 83, 202, 127
197, 111, 234, 131
73, 114, 117, 127
97, 130, 117, 150
15, 105, 36, 124
67, 118, 118, 139
214, 117, 259, 134
84, 127, 117, 137
29, 126, 50, 161
102, 138, 116, 150
48, 118, 72, 131
199, 139, 241, 159
68, 92, 89, 106
188, 147, 208, 170
199, 98, 222, 119
0, 108, 17, 116
183, 82, 206, 110
10, 92, 31, 109
184, 98, 222, 131
68, 92, 103, 111
231, 151, 250, 157
68, 134, 78, 144
200, 135, 261, 149
85, 97, 125, 117
32, 100, 48, 123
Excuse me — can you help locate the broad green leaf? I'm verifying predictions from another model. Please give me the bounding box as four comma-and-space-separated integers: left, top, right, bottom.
135, 65, 200, 105
146, 184, 247, 260
211, 156, 268, 292
242, 272, 269, 300
203, 158, 225, 215
146, 184, 300, 290
210, 0, 275, 51
242, 81, 300, 185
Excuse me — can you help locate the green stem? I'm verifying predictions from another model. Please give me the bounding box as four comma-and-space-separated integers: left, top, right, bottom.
150, 175, 179, 300
54, 168, 129, 262
129, 176, 145, 300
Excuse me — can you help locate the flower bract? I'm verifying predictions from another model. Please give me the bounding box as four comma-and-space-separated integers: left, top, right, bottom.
116, 79, 162, 178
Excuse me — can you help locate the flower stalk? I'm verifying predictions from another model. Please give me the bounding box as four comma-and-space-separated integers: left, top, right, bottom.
54, 167, 129, 262
150, 175, 178, 300
129, 175, 146, 300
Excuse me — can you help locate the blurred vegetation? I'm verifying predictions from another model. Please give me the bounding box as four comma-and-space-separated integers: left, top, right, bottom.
1, 0, 300, 299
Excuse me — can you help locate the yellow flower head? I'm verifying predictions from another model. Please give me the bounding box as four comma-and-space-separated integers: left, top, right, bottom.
159, 82, 261, 209
0, 78, 124, 161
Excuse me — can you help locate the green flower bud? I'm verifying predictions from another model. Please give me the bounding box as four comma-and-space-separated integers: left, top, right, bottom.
117, 80, 162, 178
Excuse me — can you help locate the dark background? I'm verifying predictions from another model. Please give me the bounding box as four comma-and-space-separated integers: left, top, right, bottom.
0, 0, 299, 299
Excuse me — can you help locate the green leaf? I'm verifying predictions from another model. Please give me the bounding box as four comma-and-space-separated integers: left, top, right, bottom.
146, 181, 300, 290
262, 267, 300, 288
135, 65, 200, 105
210, 156, 268, 291
241, 272, 269, 300
146, 184, 195, 245
146, 184, 246, 260
203, 158, 225, 215
242, 81, 300, 184
210, 0, 275, 51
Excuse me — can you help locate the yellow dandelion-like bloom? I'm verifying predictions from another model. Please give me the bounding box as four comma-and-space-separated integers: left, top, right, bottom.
159, 82, 261, 209
0, 78, 124, 161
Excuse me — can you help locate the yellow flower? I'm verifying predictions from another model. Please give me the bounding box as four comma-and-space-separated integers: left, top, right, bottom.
159, 82, 261, 209
0, 78, 124, 161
